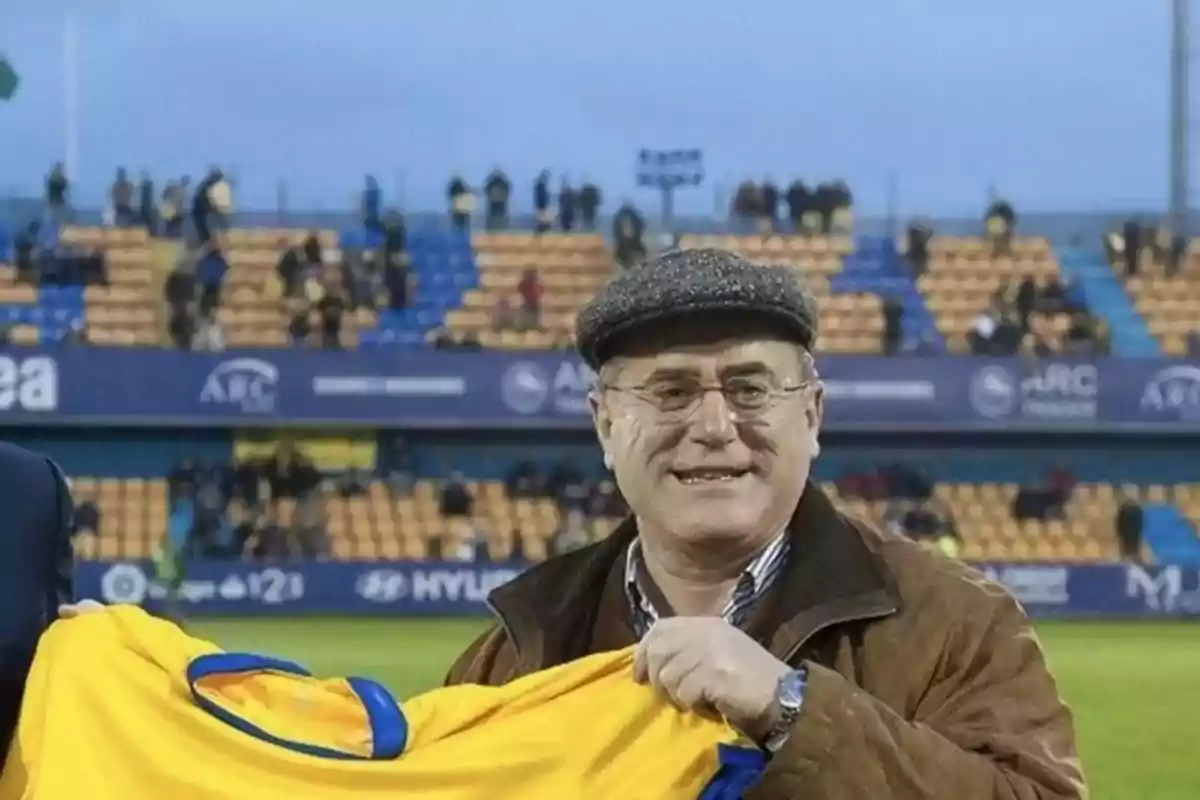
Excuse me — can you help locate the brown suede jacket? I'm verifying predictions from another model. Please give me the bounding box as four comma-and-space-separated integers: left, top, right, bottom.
446, 483, 1088, 799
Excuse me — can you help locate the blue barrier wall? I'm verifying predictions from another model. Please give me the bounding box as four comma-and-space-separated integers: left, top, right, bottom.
2, 348, 1200, 432
76, 560, 1200, 619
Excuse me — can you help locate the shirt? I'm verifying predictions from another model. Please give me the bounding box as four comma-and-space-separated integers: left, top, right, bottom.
624, 531, 791, 638
1, 607, 767, 800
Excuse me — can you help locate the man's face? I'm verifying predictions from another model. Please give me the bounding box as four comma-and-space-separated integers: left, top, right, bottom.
591, 319, 822, 548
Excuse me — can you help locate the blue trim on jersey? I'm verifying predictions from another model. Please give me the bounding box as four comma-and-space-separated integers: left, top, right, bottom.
186, 652, 407, 761
695, 743, 767, 800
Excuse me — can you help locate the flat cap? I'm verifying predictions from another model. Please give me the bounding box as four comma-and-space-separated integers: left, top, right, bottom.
575, 247, 819, 368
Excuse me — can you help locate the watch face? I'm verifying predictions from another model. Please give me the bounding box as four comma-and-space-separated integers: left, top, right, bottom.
778, 671, 806, 708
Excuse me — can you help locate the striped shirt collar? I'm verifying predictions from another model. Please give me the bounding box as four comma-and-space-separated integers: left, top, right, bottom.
624, 530, 791, 638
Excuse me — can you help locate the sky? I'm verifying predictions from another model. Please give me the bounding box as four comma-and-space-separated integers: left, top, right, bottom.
0, 0, 1182, 216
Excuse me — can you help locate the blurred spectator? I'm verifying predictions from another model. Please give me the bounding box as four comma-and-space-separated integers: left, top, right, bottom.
186, 467, 229, 553
551, 510, 592, 556
506, 460, 542, 499
217, 501, 256, 560
293, 494, 330, 559
302, 231, 323, 267
880, 464, 932, 501
579, 181, 601, 230
1115, 492, 1145, 564
248, 505, 291, 562
228, 458, 264, 510
1013, 479, 1066, 521
45, 162, 69, 218
516, 269, 544, 329
882, 297, 904, 356
160, 179, 186, 239
587, 478, 626, 518
276, 239, 304, 299
447, 174, 472, 230
110, 168, 135, 227
287, 309, 312, 346
382, 252, 411, 310
484, 169, 511, 230
533, 171, 552, 234
785, 180, 811, 233
1063, 312, 1099, 356
545, 459, 588, 512
336, 469, 368, 498
1046, 465, 1077, 511
192, 169, 221, 245
1014, 275, 1037, 329
968, 310, 998, 355
137, 172, 156, 235
362, 175, 382, 234
167, 458, 201, 506
558, 179, 577, 232
992, 279, 1017, 320
13, 222, 38, 284
1038, 276, 1067, 315
382, 210, 407, 265
613, 203, 647, 269
760, 178, 779, 230
263, 443, 321, 503
191, 307, 227, 352
166, 304, 194, 352
195, 241, 229, 315
827, 180, 854, 234
984, 196, 1016, 257
1187, 330, 1200, 357
1167, 231, 1187, 277
731, 181, 762, 230
165, 253, 198, 350
440, 472, 473, 519
904, 219, 932, 276
72, 497, 100, 537
316, 277, 347, 349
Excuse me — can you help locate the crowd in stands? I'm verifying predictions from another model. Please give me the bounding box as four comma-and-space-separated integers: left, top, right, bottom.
729, 178, 853, 235
11, 160, 1200, 360
68, 446, 1151, 567
67, 438, 636, 566
836, 461, 1146, 564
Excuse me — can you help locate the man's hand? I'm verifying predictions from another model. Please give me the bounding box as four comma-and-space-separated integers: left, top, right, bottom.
58, 599, 105, 618
633, 617, 791, 741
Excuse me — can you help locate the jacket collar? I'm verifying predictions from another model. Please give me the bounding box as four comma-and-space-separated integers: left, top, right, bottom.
487, 481, 901, 673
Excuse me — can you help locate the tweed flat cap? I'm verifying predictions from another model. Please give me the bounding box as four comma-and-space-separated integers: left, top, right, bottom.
575, 247, 819, 368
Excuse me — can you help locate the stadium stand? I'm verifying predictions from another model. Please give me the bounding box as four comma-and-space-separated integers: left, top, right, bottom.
444, 232, 606, 349
916, 236, 1059, 351
1114, 247, 1200, 356
65, 457, 1200, 567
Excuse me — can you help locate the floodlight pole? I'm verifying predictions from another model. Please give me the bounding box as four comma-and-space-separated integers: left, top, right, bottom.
1169, 0, 1189, 234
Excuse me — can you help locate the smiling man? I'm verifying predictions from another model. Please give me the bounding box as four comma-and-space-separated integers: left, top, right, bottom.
447, 248, 1088, 799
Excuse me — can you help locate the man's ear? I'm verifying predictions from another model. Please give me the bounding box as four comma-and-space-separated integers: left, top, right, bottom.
807, 383, 825, 432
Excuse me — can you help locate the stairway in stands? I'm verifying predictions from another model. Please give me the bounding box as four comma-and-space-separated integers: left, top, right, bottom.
1144, 503, 1200, 566
349, 229, 478, 347
833, 236, 943, 349
1056, 247, 1159, 356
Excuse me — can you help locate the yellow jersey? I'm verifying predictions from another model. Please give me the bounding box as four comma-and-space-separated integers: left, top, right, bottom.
0, 607, 764, 799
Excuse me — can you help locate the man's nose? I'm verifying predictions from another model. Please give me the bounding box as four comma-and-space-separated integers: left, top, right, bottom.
688, 389, 738, 444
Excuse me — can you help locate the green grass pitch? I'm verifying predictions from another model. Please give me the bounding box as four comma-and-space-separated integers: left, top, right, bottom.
190, 617, 1199, 799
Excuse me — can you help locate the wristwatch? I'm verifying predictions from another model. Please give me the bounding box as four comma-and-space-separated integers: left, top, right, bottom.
762, 666, 807, 754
